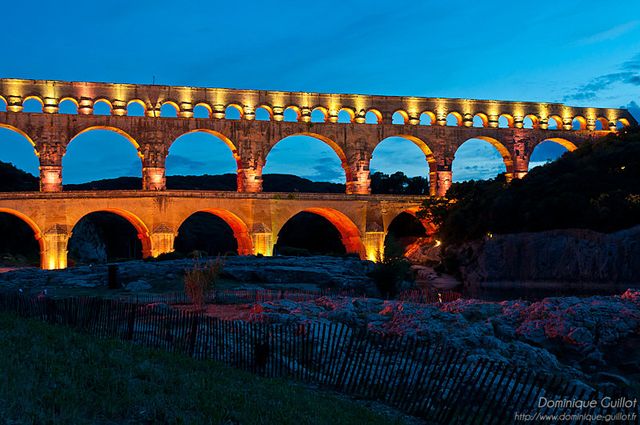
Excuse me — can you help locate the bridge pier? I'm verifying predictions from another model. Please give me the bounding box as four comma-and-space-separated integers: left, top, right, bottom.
363, 231, 385, 262
40, 165, 63, 192
435, 166, 452, 197
142, 167, 166, 191
150, 225, 176, 257
41, 226, 69, 270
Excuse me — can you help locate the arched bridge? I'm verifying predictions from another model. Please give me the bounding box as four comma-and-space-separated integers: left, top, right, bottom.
0, 78, 636, 269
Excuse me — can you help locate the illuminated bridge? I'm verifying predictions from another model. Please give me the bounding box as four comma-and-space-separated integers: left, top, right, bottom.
0, 78, 635, 269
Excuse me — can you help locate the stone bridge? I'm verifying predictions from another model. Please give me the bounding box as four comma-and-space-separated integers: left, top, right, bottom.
0, 78, 636, 269
0, 191, 422, 269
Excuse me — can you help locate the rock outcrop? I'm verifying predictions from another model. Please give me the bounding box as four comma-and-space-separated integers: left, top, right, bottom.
250, 290, 640, 384
455, 226, 640, 289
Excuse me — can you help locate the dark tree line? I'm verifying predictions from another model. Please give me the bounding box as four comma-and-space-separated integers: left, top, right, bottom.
419, 129, 640, 246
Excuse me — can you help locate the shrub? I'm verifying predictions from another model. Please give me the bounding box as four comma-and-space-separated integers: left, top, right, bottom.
368, 235, 412, 299
184, 256, 223, 310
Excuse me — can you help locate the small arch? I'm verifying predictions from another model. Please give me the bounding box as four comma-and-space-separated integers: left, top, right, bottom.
59, 98, 79, 114
93, 99, 112, 116
547, 115, 562, 130
311, 107, 328, 123
617, 118, 630, 129
420, 111, 435, 125
283, 106, 300, 122
499, 114, 514, 128
22, 96, 44, 113
127, 99, 146, 117
160, 101, 179, 118
523, 114, 539, 129
194, 103, 212, 119
473, 113, 488, 128
595, 117, 609, 130
0, 95, 6, 111
225, 104, 243, 120
175, 209, 252, 256
392, 110, 408, 125
255, 105, 272, 121
338, 108, 354, 123
446, 112, 462, 126
365, 109, 382, 124
572, 116, 587, 130
68, 209, 151, 263
277, 208, 364, 258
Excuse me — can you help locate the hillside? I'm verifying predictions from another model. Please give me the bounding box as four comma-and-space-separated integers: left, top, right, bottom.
421, 129, 640, 246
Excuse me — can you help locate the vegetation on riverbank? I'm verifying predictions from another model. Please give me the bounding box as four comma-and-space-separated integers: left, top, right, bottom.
0, 312, 410, 424
420, 129, 640, 246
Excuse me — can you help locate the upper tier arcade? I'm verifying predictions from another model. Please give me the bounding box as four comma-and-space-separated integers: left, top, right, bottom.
0, 78, 636, 195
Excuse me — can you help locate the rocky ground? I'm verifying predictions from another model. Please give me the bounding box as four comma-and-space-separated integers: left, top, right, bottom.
0, 256, 378, 295
247, 290, 640, 391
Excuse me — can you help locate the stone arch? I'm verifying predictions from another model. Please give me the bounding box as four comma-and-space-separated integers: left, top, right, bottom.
385, 208, 435, 258
0, 123, 36, 148
279, 207, 365, 258
392, 110, 408, 124
420, 111, 435, 125
572, 116, 587, 130
255, 105, 272, 121
160, 101, 179, 117
499, 114, 514, 128
59, 97, 79, 114
93, 99, 112, 115
265, 132, 351, 184
538, 137, 578, 152
365, 109, 382, 124
338, 108, 354, 123
453, 136, 514, 181
0, 94, 6, 111
225, 104, 243, 120
69, 126, 141, 152
0, 207, 43, 255
22, 96, 44, 113
371, 134, 437, 183
194, 103, 212, 118
69, 208, 152, 258
127, 99, 146, 116
524, 114, 539, 129
169, 129, 238, 159
311, 106, 328, 123
547, 115, 562, 130
284, 106, 300, 122
473, 113, 488, 127
446, 112, 463, 126
595, 117, 609, 130
617, 118, 631, 129
175, 209, 252, 255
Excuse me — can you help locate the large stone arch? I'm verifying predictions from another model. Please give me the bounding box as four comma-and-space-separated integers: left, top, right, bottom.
175, 208, 252, 255
0, 123, 36, 148
370, 134, 438, 189
168, 129, 240, 161
0, 207, 44, 260
265, 132, 352, 184
277, 207, 365, 258
69, 208, 152, 258
453, 136, 514, 181
68, 126, 142, 153
534, 137, 578, 152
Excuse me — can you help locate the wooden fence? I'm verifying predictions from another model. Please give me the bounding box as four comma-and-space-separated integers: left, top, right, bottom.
0, 292, 636, 424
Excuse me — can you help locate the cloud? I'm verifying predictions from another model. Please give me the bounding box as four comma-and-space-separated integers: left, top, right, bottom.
624, 101, 640, 121
564, 52, 640, 102
574, 21, 640, 46
309, 163, 344, 183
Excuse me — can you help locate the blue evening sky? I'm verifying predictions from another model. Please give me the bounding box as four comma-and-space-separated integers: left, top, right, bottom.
0, 0, 639, 184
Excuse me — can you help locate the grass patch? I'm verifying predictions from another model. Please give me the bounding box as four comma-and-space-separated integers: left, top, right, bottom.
0, 313, 410, 424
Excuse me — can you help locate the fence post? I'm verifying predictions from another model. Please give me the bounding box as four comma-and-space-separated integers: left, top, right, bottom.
188, 314, 199, 358
126, 304, 137, 340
